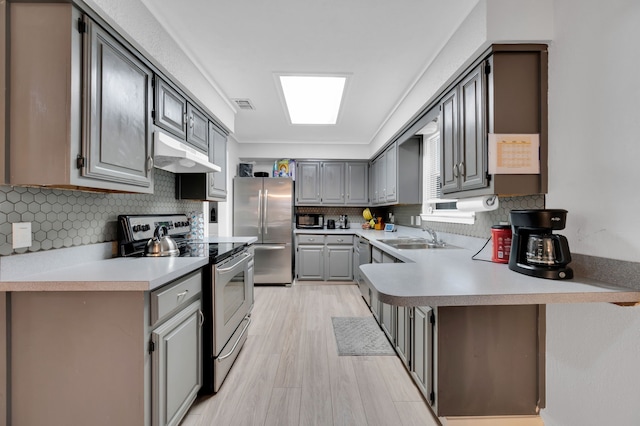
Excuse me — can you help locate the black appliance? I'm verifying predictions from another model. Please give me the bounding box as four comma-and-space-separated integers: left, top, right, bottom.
295, 213, 324, 229
327, 219, 335, 229
509, 209, 574, 280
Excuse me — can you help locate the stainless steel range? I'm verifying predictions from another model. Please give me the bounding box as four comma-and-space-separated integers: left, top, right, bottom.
117, 214, 254, 394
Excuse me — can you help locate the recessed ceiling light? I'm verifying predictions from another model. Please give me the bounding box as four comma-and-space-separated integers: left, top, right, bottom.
278, 75, 347, 125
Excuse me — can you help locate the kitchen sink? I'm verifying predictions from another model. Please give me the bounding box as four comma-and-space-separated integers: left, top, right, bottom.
378, 237, 457, 250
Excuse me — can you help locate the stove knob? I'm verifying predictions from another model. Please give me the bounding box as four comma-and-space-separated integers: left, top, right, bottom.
143, 224, 151, 232
133, 225, 141, 232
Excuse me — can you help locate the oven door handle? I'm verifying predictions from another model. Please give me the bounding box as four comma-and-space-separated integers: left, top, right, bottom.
216, 252, 250, 273
217, 315, 251, 361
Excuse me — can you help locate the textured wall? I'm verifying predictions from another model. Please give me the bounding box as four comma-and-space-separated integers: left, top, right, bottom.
0, 170, 201, 256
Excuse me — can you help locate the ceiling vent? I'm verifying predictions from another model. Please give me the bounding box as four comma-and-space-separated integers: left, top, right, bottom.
232, 98, 255, 110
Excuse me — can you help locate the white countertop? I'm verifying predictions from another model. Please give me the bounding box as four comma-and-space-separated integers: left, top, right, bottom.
327, 226, 640, 307
0, 236, 258, 292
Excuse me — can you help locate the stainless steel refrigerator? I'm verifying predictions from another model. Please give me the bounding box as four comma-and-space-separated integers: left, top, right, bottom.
233, 177, 293, 284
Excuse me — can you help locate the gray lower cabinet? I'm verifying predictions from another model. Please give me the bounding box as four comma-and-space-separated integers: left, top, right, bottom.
325, 245, 353, 280
150, 270, 203, 426
151, 299, 202, 426
296, 244, 325, 280
395, 305, 411, 368
411, 306, 435, 406
295, 234, 354, 281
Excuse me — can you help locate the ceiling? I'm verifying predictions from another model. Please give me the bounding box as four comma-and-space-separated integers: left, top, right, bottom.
140, 0, 479, 145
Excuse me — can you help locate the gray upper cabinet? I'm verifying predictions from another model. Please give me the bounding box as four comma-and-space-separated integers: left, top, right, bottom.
155, 76, 188, 139
8, 4, 154, 193
440, 62, 487, 194
208, 122, 227, 199
155, 77, 208, 154
321, 162, 345, 204
295, 161, 322, 205
435, 45, 548, 198
186, 103, 209, 153
370, 138, 421, 206
82, 16, 154, 189
346, 162, 369, 204
175, 121, 228, 201
295, 161, 368, 206
385, 144, 397, 202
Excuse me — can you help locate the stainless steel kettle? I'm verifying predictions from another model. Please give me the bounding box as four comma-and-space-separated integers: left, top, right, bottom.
145, 225, 180, 257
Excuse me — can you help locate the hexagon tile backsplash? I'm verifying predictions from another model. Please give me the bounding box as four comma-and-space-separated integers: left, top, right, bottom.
0, 170, 202, 256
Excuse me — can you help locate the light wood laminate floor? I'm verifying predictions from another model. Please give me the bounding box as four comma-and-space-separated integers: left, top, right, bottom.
180, 282, 439, 426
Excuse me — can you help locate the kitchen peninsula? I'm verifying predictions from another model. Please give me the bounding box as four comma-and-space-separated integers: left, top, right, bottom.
297, 225, 640, 418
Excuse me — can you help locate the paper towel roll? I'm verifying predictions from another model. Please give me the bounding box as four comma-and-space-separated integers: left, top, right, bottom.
456, 196, 499, 212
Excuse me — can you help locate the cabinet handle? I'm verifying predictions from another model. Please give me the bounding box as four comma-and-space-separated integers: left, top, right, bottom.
176, 290, 189, 299
459, 162, 465, 177
337, 239, 343, 242
453, 164, 459, 178
189, 116, 195, 128
308, 238, 315, 242
146, 156, 154, 172
183, 113, 187, 126
199, 309, 205, 326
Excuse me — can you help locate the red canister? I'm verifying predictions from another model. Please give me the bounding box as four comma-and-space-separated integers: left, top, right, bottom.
491, 225, 512, 264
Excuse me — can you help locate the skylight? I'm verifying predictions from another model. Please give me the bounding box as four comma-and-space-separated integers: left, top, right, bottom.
278, 75, 347, 125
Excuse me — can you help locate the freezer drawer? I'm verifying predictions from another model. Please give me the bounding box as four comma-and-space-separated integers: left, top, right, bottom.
254, 244, 292, 284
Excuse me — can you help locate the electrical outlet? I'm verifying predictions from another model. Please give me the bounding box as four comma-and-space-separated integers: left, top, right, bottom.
415, 216, 422, 226
12, 222, 32, 249
410, 216, 415, 225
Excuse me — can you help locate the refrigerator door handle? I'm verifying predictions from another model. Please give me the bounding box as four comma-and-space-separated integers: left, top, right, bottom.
257, 189, 263, 234
263, 189, 269, 235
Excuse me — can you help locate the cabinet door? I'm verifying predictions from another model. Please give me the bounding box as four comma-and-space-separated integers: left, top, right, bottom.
381, 302, 394, 342
346, 162, 369, 205
321, 162, 345, 204
83, 17, 153, 189
296, 245, 324, 280
396, 306, 410, 368
376, 154, 387, 203
208, 122, 227, 199
369, 158, 378, 204
385, 144, 397, 202
325, 245, 353, 281
459, 64, 487, 191
295, 162, 322, 205
152, 299, 202, 426
439, 89, 459, 194
411, 306, 434, 405
186, 103, 209, 153
155, 77, 187, 139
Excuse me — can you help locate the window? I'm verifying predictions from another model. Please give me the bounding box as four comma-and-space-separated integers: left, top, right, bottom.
420, 122, 475, 224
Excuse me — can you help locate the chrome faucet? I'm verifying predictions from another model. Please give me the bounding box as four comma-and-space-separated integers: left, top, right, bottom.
422, 226, 444, 246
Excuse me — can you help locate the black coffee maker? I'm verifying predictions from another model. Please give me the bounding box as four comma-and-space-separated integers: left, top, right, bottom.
509, 209, 573, 280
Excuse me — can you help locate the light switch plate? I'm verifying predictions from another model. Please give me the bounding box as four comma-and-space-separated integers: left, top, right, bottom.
12, 222, 32, 249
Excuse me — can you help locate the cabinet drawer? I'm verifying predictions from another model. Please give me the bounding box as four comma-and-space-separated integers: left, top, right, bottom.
372, 246, 384, 263
325, 235, 353, 245
150, 270, 202, 326
297, 234, 324, 245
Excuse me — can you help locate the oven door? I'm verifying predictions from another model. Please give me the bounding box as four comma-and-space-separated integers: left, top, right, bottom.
213, 250, 251, 354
